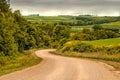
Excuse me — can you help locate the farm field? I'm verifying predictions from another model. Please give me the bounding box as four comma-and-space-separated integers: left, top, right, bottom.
71, 21, 120, 31
85, 37, 120, 47
24, 16, 75, 22
25, 16, 120, 31
102, 21, 120, 30
25, 16, 120, 32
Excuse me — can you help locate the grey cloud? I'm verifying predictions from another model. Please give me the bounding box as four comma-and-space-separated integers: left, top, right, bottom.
10, 0, 120, 16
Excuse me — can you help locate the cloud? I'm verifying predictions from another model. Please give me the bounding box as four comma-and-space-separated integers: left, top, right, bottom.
10, 0, 120, 16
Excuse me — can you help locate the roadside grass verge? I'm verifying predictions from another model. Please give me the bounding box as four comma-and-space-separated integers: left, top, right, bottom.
0, 50, 42, 76
52, 51, 120, 70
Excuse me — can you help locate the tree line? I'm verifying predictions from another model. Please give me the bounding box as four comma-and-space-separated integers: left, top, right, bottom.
53, 16, 120, 26
0, 0, 70, 58
70, 24, 120, 41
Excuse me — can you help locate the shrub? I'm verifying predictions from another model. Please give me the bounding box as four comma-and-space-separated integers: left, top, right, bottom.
0, 56, 9, 65
72, 43, 95, 52
104, 45, 120, 55
60, 41, 96, 53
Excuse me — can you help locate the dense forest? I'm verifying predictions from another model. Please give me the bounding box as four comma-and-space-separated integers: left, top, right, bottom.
0, 0, 70, 65
0, 0, 70, 69
0, 0, 71, 75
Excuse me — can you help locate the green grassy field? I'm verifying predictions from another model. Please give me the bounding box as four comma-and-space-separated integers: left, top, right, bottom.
24, 16, 75, 22
84, 38, 120, 47
25, 16, 120, 31
102, 21, 120, 29
71, 21, 120, 31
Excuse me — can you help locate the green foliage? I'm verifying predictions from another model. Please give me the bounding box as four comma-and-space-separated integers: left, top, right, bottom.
70, 33, 82, 40
72, 43, 95, 52
92, 24, 103, 31
59, 39, 120, 55
0, 50, 42, 76
103, 46, 120, 55
78, 27, 119, 41
53, 25, 70, 41
0, 1, 71, 64
51, 25, 71, 48
0, 1, 55, 69
0, 0, 10, 12
60, 41, 95, 53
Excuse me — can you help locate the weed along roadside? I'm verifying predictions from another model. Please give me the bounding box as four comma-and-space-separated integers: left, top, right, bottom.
0, 50, 42, 76
51, 40, 120, 71
52, 51, 120, 71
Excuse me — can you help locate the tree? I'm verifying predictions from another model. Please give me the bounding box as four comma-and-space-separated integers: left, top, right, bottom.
0, 0, 9, 12
92, 25, 103, 31
51, 25, 70, 48
53, 25, 70, 41
82, 28, 91, 34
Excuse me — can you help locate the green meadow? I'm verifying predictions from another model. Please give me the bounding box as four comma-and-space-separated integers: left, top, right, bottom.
85, 38, 120, 47
71, 21, 120, 31
24, 16, 75, 22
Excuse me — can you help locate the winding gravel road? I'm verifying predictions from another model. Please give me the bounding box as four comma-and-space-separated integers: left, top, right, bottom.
0, 49, 120, 80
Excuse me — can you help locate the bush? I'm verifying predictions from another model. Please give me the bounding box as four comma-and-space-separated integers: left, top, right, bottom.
72, 43, 95, 52
104, 46, 120, 55
60, 41, 96, 53
0, 56, 9, 65
60, 40, 120, 55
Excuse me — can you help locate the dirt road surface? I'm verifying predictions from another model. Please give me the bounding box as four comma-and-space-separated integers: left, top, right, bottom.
0, 49, 120, 80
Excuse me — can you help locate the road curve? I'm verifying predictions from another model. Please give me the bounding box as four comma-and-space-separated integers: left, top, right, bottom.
0, 49, 120, 80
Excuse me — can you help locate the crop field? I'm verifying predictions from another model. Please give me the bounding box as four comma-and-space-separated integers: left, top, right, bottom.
25, 16, 120, 31
24, 16, 76, 22
85, 38, 120, 47
71, 21, 120, 31
102, 21, 120, 29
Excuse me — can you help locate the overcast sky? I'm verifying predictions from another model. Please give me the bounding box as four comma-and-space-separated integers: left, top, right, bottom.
10, 0, 120, 16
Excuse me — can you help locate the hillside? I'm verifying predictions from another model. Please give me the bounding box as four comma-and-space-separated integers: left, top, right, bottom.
24, 16, 120, 32
24, 16, 120, 24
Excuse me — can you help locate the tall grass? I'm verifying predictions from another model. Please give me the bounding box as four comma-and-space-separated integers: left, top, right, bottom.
0, 50, 42, 76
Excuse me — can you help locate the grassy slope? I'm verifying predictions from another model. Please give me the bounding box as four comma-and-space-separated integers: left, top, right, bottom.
85, 38, 120, 47
53, 38, 120, 70
0, 50, 42, 76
